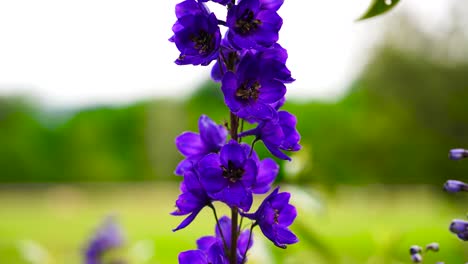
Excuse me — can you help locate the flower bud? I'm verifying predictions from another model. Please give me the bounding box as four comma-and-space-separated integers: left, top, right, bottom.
444, 180, 468, 193
450, 219, 468, 234
425, 242, 439, 252
449, 148, 468, 160
409, 245, 422, 255
411, 253, 422, 263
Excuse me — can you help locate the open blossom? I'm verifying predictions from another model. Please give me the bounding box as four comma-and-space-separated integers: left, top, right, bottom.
243, 187, 298, 248
240, 110, 300, 161
172, 168, 212, 231
221, 51, 286, 121
85, 217, 124, 264
212, 43, 293, 84
178, 216, 253, 264
198, 140, 258, 211
175, 115, 227, 175
226, 0, 283, 49
170, 0, 221, 65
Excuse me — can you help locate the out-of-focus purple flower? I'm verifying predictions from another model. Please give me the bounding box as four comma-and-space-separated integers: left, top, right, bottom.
444, 180, 468, 193
449, 148, 468, 160
175, 115, 227, 175
85, 217, 124, 264
411, 253, 422, 263
198, 140, 257, 211
226, 0, 283, 49
199, 0, 231, 6
170, 0, 221, 65
178, 216, 253, 264
221, 51, 286, 121
240, 110, 300, 161
409, 245, 422, 255
449, 219, 468, 241
172, 168, 212, 231
425, 242, 439, 252
243, 187, 298, 248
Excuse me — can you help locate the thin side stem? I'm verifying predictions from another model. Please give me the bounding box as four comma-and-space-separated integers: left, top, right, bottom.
230, 207, 239, 264
241, 223, 257, 264
209, 204, 229, 253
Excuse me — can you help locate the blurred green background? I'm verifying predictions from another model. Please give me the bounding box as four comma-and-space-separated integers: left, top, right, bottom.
2, 4, 468, 264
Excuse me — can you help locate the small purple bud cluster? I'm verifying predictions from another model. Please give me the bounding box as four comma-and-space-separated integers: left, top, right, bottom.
409, 243, 441, 263
444, 148, 468, 242
84, 217, 125, 264
170, 0, 300, 263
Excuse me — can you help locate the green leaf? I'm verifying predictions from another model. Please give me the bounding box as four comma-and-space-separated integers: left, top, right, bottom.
357, 0, 400, 21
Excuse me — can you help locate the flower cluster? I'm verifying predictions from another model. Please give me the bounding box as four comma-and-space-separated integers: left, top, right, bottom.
444, 148, 468, 242
408, 243, 441, 263
170, 0, 299, 263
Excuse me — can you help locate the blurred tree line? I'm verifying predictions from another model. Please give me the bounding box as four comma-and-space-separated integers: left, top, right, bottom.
1, 12, 468, 185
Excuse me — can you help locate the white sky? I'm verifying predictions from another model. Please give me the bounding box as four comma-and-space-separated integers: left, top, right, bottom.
0, 0, 455, 108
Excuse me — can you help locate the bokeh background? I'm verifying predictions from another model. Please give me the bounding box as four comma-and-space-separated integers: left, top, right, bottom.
1, 0, 468, 263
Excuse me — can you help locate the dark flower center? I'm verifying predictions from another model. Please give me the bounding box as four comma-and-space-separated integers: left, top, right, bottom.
222, 160, 245, 182
191, 30, 214, 55
236, 80, 261, 101
274, 209, 280, 224
235, 9, 261, 35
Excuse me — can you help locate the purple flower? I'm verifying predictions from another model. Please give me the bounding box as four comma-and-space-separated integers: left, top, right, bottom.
240, 110, 300, 161
212, 43, 294, 84
221, 51, 286, 121
85, 217, 124, 264
240, 143, 279, 194
411, 253, 422, 263
178, 216, 253, 264
199, 0, 231, 6
226, 0, 283, 49
172, 168, 212, 231
449, 148, 468, 160
425, 242, 439, 252
198, 140, 257, 211
170, 0, 221, 65
444, 180, 468, 193
449, 219, 468, 241
243, 187, 298, 248
175, 115, 227, 175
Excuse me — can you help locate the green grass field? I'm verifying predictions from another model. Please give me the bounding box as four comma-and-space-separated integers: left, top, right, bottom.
0, 183, 467, 264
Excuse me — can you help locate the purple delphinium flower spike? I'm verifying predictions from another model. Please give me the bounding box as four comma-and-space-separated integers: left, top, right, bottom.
85, 217, 124, 264
198, 140, 257, 211
444, 180, 468, 193
221, 51, 286, 121
449, 148, 468, 160
175, 115, 227, 175
172, 168, 212, 231
243, 187, 298, 248
449, 219, 468, 241
178, 216, 253, 264
240, 110, 300, 161
170, 0, 222, 66
226, 0, 283, 49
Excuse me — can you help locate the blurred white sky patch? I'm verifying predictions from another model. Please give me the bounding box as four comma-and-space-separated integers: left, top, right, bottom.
0, 0, 457, 108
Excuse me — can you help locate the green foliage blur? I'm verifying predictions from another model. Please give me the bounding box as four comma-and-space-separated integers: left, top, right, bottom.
2, 23, 468, 185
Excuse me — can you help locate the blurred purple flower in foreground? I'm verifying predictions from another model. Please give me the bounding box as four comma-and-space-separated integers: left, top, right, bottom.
85, 217, 124, 264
